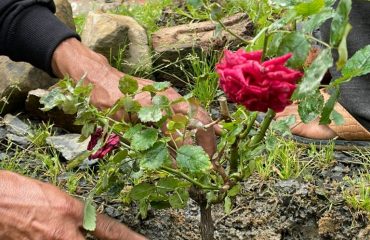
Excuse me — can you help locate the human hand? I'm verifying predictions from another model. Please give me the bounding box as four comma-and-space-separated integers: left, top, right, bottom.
0, 170, 146, 240
51, 38, 218, 156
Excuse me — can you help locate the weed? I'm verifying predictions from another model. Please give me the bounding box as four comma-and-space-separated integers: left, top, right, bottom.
27, 122, 54, 148
112, 0, 173, 34
306, 141, 335, 169
256, 138, 306, 180
343, 173, 370, 212
183, 50, 221, 109
74, 15, 87, 35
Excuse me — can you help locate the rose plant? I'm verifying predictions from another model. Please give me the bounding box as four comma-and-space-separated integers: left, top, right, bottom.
40, 0, 370, 239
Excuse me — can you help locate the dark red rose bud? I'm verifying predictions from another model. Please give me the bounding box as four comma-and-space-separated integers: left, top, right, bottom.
87, 127, 103, 151
90, 134, 120, 159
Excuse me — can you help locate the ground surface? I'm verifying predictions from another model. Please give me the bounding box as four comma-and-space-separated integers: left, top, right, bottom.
80, 151, 369, 240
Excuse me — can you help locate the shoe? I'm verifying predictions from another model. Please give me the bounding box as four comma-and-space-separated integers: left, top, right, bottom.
274, 89, 370, 150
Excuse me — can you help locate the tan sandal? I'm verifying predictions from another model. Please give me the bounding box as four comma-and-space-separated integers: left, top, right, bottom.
275, 89, 370, 150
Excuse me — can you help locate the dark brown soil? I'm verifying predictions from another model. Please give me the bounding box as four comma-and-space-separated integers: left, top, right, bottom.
86, 151, 370, 240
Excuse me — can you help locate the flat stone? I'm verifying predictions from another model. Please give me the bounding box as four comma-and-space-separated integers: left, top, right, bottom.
46, 134, 90, 161
6, 134, 29, 147
151, 13, 254, 86
81, 12, 152, 73
0, 127, 7, 140
2, 114, 31, 136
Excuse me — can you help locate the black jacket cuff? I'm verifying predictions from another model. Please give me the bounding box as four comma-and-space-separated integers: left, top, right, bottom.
4, 5, 80, 76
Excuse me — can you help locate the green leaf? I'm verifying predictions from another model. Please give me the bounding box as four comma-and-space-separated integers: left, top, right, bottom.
227, 184, 241, 197
119, 75, 138, 95
298, 91, 325, 123
210, 3, 224, 21
295, 49, 333, 98
130, 183, 155, 200
157, 177, 190, 193
224, 196, 232, 215
277, 32, 310, 68
331, 109, 345, 125
152, 95, 170, 108
169, 188, 189, 209
132, 128, 158, 151
61, 96, 78, 114
271, 115, 296, 137
295, 0, 325, 17
111, 149, 128, 164
83, 196, 96, 231
342, 45, 370, 78
121, 97, 141, 113
138, 106, 162, 123
336, 23, 352, 70
40, 88, 65, 111
141, 142, 169, 170
302, 9, 334, 34
142, 82, 171, 93
267, 32, 285, 57
330, 0, 351, 47
320, 87, 339, 124
139, 199, 149, 219
123, 124, 143, 140
81, 123, 95, 139
176, 145, 211, 173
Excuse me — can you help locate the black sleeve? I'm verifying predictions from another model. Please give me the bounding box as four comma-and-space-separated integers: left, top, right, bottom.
0, 0, 80, 76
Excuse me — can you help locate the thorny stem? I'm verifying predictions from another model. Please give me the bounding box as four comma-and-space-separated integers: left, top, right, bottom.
161, 166, 219, 190
239, 112, 258, 139
249, 108, 276, 148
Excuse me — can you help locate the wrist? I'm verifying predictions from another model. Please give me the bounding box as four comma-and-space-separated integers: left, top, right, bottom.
51, 37, 81, 78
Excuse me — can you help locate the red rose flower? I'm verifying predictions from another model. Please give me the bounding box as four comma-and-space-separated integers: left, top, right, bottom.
216, 49, 303, 113
87, 128, 120, 159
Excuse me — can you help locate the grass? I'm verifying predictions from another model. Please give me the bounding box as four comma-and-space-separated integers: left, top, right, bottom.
256, 137, 336, 180
343, 173, 370, 212
74, 14, 87, 35
112, 0, 173, 34
182, 50, 221, 110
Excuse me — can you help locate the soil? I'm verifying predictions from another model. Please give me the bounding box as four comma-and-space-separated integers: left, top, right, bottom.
82, 151, 370, 240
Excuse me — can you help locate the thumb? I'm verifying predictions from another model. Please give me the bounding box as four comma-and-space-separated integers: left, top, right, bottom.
92, 214, 147, 240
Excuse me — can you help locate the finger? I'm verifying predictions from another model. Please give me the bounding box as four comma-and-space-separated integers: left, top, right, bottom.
214, 124, 223, 136
73, 231, 86, 240
92, 214, 147, 240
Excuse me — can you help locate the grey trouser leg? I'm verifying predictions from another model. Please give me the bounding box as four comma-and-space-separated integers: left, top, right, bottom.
321, 0, 370, 130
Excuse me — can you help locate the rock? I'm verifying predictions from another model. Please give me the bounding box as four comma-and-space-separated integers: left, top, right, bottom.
81, 12, 152, 73
55, 0, 76, 31
0, 57, 58, 112
2, 114, 31, 136
151, 13, 254, 86
6, 134, 29, 147
69, 0, 121, 16
0, 127, 7, 140
46, 134, 90, 161
25, 89, 81, 132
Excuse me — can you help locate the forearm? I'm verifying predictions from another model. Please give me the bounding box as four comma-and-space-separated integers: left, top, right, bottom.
0, 0, 80, 75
